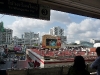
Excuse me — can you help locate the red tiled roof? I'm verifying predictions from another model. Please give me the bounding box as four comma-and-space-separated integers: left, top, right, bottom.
29, 49, 97, 61
90, 48, 96, 52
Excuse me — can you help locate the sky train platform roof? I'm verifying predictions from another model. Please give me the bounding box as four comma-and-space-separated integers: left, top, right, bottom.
30, 48, 96, 61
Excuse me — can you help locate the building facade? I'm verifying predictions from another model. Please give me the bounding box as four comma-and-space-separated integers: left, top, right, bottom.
0, 22, 13, 45
2, 28, 13, 45
50, 26, 64, 36
13, 32, 40, 46
49, 26, 67, 44
22, 32, 40, 46
90, 39, 100, 44
75, 40, 93, 48
13, 36, 24, 45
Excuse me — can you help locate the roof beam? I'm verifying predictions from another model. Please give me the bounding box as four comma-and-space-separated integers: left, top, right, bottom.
37, 0, 100, 19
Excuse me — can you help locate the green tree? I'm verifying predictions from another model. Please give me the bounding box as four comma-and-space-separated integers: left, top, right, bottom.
0, 21, 4, 32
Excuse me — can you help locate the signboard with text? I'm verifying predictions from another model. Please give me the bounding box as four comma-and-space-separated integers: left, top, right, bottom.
0, 0, 50, 20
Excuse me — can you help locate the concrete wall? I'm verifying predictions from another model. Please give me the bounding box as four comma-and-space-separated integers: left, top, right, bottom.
7, 64, 96, 75
28, 50, 44, 68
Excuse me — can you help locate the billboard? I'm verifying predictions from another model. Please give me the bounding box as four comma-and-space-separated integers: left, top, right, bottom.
42, 35, 61, 49
46, 39, 57, 46
0, 0, 50, 20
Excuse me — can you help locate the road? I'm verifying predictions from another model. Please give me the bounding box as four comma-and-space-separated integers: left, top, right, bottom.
0, 61, 12, 69
0, 52, 20, 70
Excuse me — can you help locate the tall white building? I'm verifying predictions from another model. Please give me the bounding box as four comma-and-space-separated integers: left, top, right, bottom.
50, 26, 64, 36
0, 22, 13, 45
3, 28, 13, 44
13, 36, 24, 45
49, 26, 67, 44
22, 32, 40, 46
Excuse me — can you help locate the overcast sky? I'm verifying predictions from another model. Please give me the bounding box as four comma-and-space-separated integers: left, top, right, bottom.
0, 10, 100, 43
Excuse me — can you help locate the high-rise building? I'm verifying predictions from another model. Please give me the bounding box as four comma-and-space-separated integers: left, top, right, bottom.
2, 28, 13, 45
22, 32, 40, 46
50, 26, 64, 36
0, 22, 13, 45
49, 26, 67, 44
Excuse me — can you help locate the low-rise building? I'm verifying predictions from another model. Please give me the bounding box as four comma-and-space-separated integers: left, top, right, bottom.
75, 40, 93, 48
90, 39, 100, 44
13, 32, 40, 46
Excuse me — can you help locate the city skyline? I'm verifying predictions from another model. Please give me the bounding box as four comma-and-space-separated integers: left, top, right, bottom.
0, 10, 100, 43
